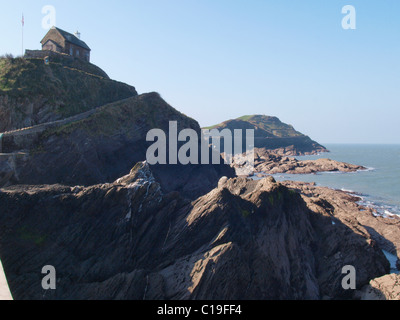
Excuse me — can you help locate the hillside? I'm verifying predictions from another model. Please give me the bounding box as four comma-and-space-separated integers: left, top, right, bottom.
0, 93, 234, 199
0, 55, 137, 132
205, 115, 328, 156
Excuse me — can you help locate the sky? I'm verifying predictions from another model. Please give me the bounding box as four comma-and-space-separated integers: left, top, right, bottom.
1, 0, 399, 144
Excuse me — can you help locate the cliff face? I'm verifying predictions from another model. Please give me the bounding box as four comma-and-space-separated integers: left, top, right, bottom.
205, 115, 328, 156
0, 92, 234, 199
0, 163, 389, 300
0, 56, 137, 132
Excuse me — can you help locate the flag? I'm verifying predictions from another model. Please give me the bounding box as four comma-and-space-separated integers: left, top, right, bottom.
22, 14, 24, 27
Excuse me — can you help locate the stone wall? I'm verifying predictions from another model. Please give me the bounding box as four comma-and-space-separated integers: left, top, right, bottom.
0, 107, 99, 153
25, 48, 90, 63
23, 50, 109, 79
2, 130, 42, 154
24, 49, 74, 61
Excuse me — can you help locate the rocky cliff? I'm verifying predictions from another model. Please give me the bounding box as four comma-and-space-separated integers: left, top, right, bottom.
0, 55, 396, 301
0, 92, 234, 199
0, 163, 389, 300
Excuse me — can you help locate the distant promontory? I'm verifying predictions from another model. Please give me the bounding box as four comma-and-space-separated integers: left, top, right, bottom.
204, 115, 328, 156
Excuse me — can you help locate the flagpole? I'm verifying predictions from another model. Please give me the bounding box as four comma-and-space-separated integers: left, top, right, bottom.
21, 14, 24, 57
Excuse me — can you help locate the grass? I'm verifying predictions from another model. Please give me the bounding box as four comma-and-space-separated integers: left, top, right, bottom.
0, 55, 137, 119
237, 115, 255, 122
203, 114, 303, 138
41, 92, 197, 142
42, 96, 146, 138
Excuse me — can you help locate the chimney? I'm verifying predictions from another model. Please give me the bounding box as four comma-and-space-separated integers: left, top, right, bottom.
74, 31, 81, 39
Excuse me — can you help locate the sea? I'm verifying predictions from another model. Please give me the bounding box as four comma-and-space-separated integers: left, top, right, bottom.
269, 144, 400, 272
270, 144, 400, 218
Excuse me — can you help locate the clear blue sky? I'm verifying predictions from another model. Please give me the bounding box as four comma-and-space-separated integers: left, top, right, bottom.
1, 0, 399, 144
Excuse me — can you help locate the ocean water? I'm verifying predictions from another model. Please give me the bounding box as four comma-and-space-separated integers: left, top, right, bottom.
269, 144, 400, 218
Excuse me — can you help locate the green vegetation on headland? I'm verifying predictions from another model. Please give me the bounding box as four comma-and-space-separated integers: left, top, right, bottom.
204, 114, 303, 138
0, 54, 137, 131
203, 114, 327, 155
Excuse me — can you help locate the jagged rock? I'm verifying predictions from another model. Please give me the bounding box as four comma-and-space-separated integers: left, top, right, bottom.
359, 274, 400, 300
0, 164, 389, 300
115, 161, 155, 186
218, 176, 228, 189
0, 54, 394, 302
250, 148, 365, 175
281, 180, 400, 299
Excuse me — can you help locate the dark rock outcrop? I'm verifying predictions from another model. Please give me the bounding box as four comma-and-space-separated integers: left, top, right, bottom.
0, 93, 234, 199
0, 163, 389, 300
281, 180, 400, 261
252, 148, 365, 175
